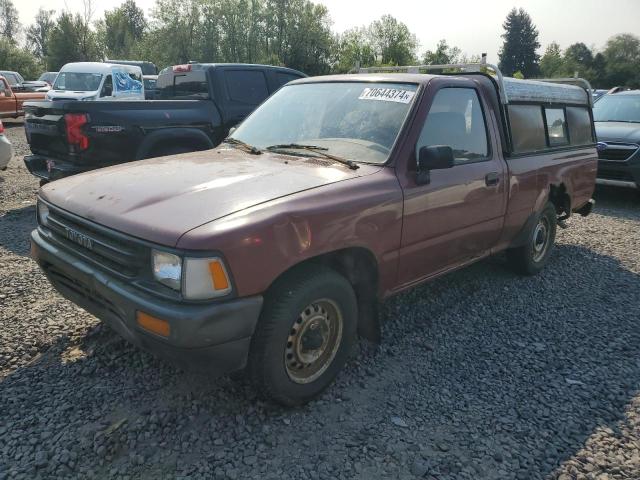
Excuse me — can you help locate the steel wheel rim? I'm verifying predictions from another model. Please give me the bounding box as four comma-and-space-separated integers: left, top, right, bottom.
284, 299, 343, 384
532, 217, 550, 263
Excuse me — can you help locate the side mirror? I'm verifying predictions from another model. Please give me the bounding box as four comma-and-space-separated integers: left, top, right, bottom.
102, 85, 113, 97
417, 145, 454, 185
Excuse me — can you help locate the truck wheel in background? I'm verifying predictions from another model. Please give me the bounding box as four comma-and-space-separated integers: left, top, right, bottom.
507, 202, 557, 276
248, 265, 357, 406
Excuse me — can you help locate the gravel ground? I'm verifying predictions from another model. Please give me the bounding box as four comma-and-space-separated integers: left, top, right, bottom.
1, 119, 640, 480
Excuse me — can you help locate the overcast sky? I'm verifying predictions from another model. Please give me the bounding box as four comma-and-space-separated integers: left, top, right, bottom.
16, 0, 640, 61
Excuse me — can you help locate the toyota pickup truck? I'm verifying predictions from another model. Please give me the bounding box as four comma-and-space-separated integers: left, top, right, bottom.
31, 65, 597, 406
0, 75, 46, 119
22, 63, 306, 183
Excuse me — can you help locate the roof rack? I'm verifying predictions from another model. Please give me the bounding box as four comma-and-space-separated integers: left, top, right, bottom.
351, 62, 593, 107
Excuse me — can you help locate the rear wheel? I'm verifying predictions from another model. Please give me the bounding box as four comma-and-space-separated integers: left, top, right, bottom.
507, 202, 557, 275
248, 266, 357, 406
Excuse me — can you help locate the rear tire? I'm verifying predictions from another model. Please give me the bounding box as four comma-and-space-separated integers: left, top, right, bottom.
507, 202, 557, 276
248, 265, 357, 407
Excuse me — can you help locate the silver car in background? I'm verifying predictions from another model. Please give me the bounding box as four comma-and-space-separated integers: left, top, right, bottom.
0, 120, 12, 170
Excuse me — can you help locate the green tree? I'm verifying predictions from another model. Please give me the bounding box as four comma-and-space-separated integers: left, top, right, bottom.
47, 12, 101, 70
334, 27, 376, 72
99, 0, 147, 59
280, 0, 333, 74
0, 0, 21, 44
498, 8, 540, 77
563, 42, 593, 77
539, 42, 564, 77
25, 8, 56, 69
422, 39, 461, 65
590, 52, 607, 88
0, 38, 41, 78
603, 33, 640, 88
368, 15, 417, 66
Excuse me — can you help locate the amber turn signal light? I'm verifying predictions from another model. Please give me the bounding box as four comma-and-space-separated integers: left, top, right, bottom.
136, 311, 170, 337
208, 259, 230, 291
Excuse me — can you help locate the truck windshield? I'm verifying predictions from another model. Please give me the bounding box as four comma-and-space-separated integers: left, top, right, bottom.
53, 73, 103, 91
230, 82, 419, 164
593, 95, 640, 123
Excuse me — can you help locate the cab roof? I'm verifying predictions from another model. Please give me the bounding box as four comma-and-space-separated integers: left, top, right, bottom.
59, 62, 142, 74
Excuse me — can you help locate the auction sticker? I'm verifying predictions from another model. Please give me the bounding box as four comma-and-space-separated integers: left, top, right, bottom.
358, 87, 415, 104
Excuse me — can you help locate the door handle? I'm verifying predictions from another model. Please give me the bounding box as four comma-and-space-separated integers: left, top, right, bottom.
485, 172, 500, 187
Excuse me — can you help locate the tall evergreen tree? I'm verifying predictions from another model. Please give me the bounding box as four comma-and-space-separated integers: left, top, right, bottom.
498, 8, 540, 78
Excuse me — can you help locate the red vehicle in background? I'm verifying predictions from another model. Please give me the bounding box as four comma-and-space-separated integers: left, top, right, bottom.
0, 75, 46, 119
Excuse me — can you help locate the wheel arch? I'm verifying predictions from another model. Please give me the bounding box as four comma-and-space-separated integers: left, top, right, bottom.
263, 247, 382, 343
135, 128, 215, 160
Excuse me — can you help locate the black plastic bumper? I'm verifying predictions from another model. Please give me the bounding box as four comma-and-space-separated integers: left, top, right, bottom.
597, 159, 640, 189
24, 154, 90, 182
30, 229, 263, 374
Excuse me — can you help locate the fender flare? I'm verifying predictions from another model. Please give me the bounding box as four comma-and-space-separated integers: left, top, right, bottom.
135, 128, 215, 160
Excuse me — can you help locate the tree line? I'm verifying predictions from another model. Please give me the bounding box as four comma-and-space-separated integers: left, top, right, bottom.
0, 0, 639, 89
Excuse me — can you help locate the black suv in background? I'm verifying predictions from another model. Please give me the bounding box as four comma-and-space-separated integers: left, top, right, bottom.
23, 63, 306, 183
593, 90, 640, 190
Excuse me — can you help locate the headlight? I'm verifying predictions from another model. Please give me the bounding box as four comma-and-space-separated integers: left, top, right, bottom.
183, 257, 232, 300
152, 250, 182, 290
37, 200, 49, 225
151, 251, 232, 300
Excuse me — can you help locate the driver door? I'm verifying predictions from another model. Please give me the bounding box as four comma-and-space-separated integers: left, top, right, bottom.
396, 84, 507, 287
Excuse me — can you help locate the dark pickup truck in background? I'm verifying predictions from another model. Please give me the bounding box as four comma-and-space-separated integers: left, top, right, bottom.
23, 63, 306, 182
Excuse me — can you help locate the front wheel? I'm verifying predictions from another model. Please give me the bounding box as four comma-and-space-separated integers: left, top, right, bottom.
507, 202, 557, 275
248, 266, 357, 406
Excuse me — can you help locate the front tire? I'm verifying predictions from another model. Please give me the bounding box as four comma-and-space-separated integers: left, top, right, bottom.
248, 265, 357, 406
507, 202, 557, 275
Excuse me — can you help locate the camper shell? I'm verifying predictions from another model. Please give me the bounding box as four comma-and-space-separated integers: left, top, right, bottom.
46, 62, 145, 102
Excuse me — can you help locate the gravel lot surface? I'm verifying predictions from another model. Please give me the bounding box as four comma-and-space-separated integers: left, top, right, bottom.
1, 118, 640, 480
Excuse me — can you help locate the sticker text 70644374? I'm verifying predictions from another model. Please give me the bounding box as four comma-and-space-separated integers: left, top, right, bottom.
358, 87, 415, 104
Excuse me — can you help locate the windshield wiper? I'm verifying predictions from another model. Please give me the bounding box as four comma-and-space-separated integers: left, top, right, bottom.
266, 143, 359, 170
223, 137, 262, 155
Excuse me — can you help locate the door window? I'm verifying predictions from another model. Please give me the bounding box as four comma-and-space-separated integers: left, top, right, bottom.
101, 75, 113, 97
544, 108, 568, 146
417, 88, 489, 162
276, 72, 302, 87
0, 79, 7, 96
224, 70, 269, 105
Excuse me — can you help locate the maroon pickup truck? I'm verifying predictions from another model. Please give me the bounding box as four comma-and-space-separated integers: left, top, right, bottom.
31, 66, 597, 406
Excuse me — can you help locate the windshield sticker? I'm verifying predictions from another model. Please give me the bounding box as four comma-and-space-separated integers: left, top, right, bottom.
358, 87, 415, 104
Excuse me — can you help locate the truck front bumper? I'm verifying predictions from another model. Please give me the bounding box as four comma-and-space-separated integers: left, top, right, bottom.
24, 154, 91, 182
30, 229, 263, 375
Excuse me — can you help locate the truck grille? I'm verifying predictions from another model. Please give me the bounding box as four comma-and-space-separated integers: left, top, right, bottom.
42, 205, 149, 280
597, 143, 638, 162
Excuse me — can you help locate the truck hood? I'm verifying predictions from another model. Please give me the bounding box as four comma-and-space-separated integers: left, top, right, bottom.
595, 121, 640, 143
41, 146, 380, 247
